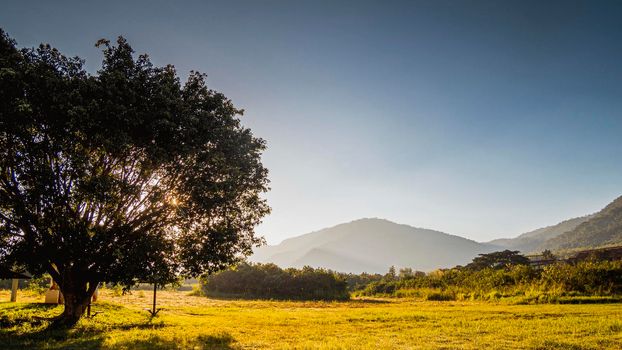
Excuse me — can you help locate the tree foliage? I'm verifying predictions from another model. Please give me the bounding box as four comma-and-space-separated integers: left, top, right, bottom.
542, 195, 622, 250
348, 249, 622, 300
337, 271, 384, 291
542, 249, 556, 260
200, 262, 349, 301
465, 250, 530, 271
359, 260, 622, 300
0, 29, 269, 325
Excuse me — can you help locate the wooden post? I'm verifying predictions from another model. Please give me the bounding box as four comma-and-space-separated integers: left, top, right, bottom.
10, 279, 18, 302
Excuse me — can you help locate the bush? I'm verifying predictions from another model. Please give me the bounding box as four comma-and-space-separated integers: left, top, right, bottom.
540, 260, 622, 294
200, 263, 349, 301
0, 274, 51, 294
358, 259, 622, 303
426, 291, 455, 301
25, 274, 51, 294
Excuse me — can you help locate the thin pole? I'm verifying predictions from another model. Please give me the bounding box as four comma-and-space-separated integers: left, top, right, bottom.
10, 279, 18, 302
152, 283, 157, 315
87, 282, 92, 317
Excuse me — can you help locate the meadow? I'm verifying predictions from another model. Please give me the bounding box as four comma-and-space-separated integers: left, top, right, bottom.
1, 289, 621, 349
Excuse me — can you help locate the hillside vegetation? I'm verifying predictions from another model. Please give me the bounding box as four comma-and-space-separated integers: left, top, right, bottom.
359, 259, 622, 303
488, 216, 591, 253
543, 196, 622, 251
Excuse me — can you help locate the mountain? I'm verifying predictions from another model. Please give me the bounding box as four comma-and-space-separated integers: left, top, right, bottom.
250, 218, 497, 274
541, 196, 622, 251
252, 195, 622, 273
487, 216, 592, 254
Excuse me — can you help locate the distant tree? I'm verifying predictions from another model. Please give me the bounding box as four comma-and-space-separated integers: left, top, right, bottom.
465, 250, 530, 271
385, 266, 397, 281
0, 30, 269, 326
541, 249, 556, 260
334, 272, 383, 291
399, 267, 414, 279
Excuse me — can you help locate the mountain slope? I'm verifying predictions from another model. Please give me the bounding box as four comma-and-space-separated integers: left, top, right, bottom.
487, 216, 592, 253
291, 248, 386, 274
541, 196, 622, 251
251, 218, 497, 273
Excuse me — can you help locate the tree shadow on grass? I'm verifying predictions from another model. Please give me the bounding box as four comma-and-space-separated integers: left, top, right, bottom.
1, 301, 238, 349
349, 298, 392, 304
113, 332, 237, 350
0, 303, 172, 350
0, 302, 60, 318
0, 323, 106, 350
0, 321, 174, 350
197, 333, 237, 350
0, 303, 61, 328
1, 302, 156, 329
0, 302, 58, 310
112, 320, 167, 331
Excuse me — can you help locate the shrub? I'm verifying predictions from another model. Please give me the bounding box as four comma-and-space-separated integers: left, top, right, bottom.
200, 263, 349, 301
358, 259, 622, 302
540, 260, 622, 294
25, 274, 51, 294
426, 291, 455, 301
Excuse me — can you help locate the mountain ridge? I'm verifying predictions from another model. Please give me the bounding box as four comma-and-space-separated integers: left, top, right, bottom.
487, 215, 593, 253
251, 218, 497, 273
251, 196, 622, 273
541, 196, 622, 251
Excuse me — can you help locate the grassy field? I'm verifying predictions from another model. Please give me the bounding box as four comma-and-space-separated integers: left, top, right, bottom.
1, 289, 621, 349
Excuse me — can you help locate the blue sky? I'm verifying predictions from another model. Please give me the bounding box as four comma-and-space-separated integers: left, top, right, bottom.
2, 0, 621, 243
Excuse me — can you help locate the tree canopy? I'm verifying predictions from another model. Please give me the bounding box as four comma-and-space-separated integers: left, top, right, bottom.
0, 29, 270, 325
465, 250, 530, 271
201, 262, 350, 301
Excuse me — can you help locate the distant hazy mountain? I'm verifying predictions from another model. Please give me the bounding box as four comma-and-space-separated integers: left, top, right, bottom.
251, 218, 497, 274
487, 216, 592, 254
252, 195, 622, 273
541, 196, 622, 251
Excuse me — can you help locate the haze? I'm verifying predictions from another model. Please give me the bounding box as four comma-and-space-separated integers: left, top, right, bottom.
2, 0, 621, 244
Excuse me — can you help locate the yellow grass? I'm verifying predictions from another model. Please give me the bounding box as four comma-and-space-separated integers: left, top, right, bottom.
1, 289, 621, 349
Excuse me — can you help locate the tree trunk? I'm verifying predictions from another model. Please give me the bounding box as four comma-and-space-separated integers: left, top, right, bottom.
51, 273, 98, 328
55, 290, 90, 327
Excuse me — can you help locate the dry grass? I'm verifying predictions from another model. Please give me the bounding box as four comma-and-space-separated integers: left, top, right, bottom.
1, 289, 621, 349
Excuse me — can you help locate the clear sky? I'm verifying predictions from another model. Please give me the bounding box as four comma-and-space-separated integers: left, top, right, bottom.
2, 0, 621, 244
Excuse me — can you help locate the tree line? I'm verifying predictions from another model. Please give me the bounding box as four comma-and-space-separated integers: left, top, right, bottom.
198, 250, 622, 302
358, 250, 622, 302
200, 263, 351, 300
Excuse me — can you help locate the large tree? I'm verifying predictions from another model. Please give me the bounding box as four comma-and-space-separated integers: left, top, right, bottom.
465, 250, 530, 271
0, 30, 270, 326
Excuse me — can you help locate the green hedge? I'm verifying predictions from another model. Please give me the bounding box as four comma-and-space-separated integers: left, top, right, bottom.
200, 263, 349, 301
